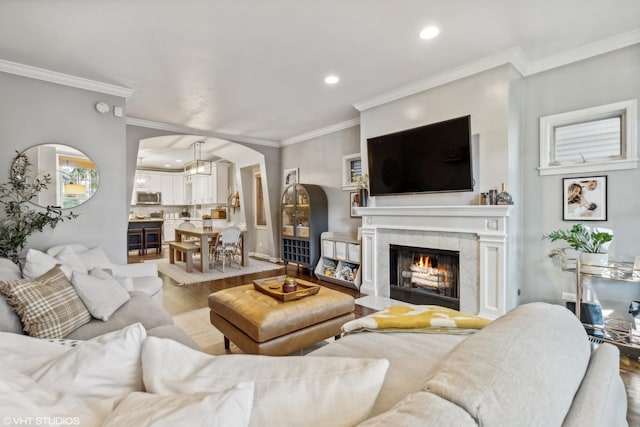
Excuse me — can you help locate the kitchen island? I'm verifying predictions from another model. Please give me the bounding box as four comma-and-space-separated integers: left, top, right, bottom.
128, 218, 164, 254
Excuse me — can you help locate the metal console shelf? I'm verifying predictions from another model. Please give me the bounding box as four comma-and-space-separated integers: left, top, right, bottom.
552, 249, 640, 357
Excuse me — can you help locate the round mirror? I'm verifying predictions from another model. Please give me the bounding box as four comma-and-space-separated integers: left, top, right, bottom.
14, 144, 99, 209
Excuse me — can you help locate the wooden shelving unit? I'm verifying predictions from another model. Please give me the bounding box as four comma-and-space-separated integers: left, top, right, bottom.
280, 184, 327, 273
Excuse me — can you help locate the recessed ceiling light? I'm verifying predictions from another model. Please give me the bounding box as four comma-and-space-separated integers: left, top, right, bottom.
419, 26, 440, 40
165, 164, 171, 167
176, 159, 183, 163
324, 75, 340, 85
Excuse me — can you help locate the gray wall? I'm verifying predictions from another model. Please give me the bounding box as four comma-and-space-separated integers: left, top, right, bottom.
280, 125, 362, 237
523, 44, 640, 314
0, 72, 128, 263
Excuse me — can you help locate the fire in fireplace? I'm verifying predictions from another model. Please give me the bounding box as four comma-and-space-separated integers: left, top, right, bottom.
390, 244, 460, 310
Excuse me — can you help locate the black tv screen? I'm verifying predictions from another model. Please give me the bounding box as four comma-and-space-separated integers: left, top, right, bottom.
367, 115, 473, 196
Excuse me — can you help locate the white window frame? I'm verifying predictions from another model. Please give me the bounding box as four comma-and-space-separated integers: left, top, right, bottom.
341, 153, 362, 190
538, 99, 637, 176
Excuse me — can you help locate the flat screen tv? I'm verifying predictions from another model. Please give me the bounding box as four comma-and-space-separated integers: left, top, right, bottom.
367, 115, 473, 196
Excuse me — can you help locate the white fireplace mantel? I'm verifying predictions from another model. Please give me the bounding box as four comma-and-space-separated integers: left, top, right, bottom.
356, 205, 517, 319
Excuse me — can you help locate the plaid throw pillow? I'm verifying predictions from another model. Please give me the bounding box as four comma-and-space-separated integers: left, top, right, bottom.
0, 266, 91, 338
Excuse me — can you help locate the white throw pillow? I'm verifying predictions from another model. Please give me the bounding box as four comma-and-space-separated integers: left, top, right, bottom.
90, 267, 135, 292
22, 249, 65, 279
0, 367, 105, 426
76, 246, 112, 271
33, 323, 147, 400
142, 337, 389, 427
46, 243, 90, 257
0, 331, 72, 376
71, 270, 130, 321
0, 258, 21, 280
55, 246, 88, 275
102, 385, 255, 427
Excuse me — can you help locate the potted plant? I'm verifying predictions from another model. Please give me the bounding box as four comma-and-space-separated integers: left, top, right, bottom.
0, 151, 78, 267
543, 224, 613, 274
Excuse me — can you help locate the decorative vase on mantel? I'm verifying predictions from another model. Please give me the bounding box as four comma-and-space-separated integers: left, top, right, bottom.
359, 188, 368, 207
579, 252, 609, 275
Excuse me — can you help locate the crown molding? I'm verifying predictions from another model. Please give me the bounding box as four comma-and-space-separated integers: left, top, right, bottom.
354, 30, 640, 112
0, 58, 133, 99
524, 28, 640, 76
125, 117, 280, 148
281, 117, 361, 146
353, 48, 520, 112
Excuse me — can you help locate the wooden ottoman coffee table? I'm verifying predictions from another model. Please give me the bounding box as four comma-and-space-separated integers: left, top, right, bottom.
208, 279, 355, 356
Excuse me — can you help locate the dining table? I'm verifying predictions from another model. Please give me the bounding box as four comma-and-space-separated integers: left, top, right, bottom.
174, 226, 246, 273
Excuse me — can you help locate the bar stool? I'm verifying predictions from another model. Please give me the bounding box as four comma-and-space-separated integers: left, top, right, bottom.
143, 227, 162, 255
127, 228, 144, 255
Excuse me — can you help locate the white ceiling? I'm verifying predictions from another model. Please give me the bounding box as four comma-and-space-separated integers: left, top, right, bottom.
1, 0, 639, 149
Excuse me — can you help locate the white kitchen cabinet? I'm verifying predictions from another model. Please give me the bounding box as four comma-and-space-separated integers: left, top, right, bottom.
161, 174, 174, 204
158, 173, 186, 205
172, 174, 185, 204
208, 162, 229, 203
148, 173, 162, 193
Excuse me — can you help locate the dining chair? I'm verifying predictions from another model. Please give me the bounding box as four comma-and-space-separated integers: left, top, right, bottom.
211, 225, 242, 272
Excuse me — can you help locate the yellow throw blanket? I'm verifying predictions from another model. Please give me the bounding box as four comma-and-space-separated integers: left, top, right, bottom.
342, 305, 492, 335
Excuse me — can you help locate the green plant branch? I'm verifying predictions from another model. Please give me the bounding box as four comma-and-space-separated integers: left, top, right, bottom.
543, 224, 613, 254
0, 151, 78, 265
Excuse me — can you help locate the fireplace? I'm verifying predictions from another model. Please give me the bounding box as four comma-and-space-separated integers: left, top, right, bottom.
357, 205, 517, 318
390, 244, 460, 310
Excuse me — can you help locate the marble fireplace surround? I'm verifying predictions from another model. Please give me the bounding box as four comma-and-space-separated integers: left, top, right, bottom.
358, 205, 514, 319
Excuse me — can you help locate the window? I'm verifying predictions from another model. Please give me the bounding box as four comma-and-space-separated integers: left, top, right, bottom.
254, 172, 266, 226
342, 153, 362, 190
539, 99, 637, 175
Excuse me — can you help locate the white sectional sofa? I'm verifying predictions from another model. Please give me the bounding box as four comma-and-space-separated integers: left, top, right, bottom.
0, 244, 196, 347
311, 302, 628, 426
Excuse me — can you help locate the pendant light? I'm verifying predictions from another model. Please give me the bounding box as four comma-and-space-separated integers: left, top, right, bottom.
184, 141, 212, 176
136, 157, 151, 188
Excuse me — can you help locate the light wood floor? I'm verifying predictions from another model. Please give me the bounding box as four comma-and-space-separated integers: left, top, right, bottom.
132, 249, 640, 424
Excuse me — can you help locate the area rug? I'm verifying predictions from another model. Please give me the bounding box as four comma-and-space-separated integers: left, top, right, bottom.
149, 257, 282, 286
172, 307, 330, 356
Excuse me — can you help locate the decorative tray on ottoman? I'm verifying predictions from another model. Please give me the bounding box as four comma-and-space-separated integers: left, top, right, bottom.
253, 275, 321, 302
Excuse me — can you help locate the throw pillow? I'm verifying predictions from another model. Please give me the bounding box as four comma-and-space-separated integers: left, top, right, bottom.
0, 367, 104, 426
142, 337, 389, 427
102, 385, 254, 427
89, 267, 135, 292
0, 257, 21, 280
33, 323, 147, 399
46, 243, 89, 257
76, 246, 112, 271
22, 249, 61, 279
54, 246, 88, 275
0, 266, 91, 339
71, 270, 130, 321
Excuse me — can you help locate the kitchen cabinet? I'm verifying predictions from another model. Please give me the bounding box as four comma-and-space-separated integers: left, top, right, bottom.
187, 163, 229, 204
160, 173, 186, 205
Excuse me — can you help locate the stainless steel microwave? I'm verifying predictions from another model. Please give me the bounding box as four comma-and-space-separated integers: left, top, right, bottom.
136, 191, 162, 205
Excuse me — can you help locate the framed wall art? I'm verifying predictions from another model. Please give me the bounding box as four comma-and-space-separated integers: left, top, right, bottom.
283, 168, 299, 187
562, 175, 607, 221
350, 191, 361, 218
